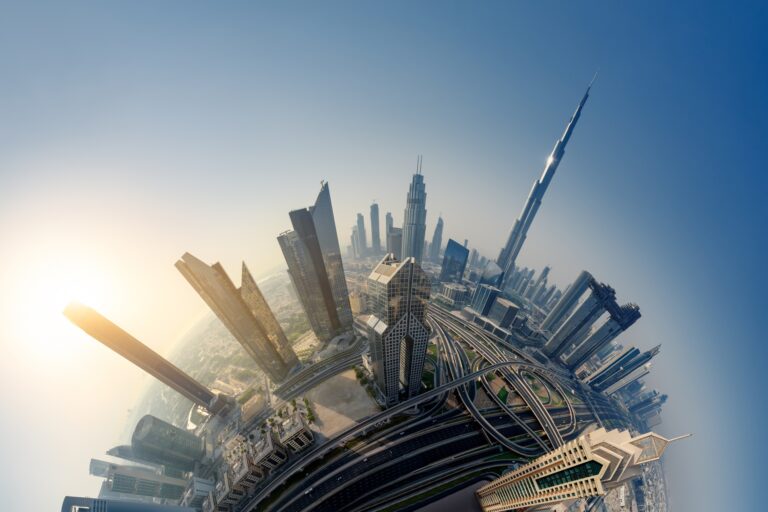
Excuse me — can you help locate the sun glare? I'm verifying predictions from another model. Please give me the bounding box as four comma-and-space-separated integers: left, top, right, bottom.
12, 256, 112, 360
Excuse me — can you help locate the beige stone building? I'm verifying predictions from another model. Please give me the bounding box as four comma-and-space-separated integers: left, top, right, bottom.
476, 428, 689, 511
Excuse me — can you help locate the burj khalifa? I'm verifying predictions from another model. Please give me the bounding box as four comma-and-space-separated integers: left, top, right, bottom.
497, 77, 595, 288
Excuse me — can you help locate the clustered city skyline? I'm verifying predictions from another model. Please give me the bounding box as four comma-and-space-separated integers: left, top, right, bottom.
61, 80, 684, 512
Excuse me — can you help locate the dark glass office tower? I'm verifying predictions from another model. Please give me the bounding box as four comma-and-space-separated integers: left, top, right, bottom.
366, 255, 431, 407
385, 212, 393, 241
370, 202, 381, 254
176, 253, 297, 382
63, 303, 229, 415
401, 156, 428, 264
279, 181, 352, 341
131, 415, 204, 471
439, 238, 469, 282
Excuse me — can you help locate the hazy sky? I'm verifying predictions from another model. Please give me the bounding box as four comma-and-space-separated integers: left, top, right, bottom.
0, 2, 765, 510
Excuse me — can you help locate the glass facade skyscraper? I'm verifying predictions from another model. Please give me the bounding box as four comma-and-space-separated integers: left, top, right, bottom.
131, 415, 205, 472
366, 255, 431, 407
176, 253, 297, 382
439, 238, 469, 283
63, 302, 230, 415
387, 228, 402, 260
279, 181, 352, 342
401, 157, 427, 264
356, 213, 367, 256
497, 82, 593, 289
428, 216, 443, 262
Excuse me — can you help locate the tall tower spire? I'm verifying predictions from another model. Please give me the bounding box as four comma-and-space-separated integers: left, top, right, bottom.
497, 78, 595, 287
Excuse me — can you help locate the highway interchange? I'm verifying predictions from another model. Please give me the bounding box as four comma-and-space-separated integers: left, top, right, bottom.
234, 303, 632, 512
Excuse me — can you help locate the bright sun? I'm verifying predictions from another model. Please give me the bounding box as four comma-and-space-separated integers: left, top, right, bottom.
11, 256, 112, 359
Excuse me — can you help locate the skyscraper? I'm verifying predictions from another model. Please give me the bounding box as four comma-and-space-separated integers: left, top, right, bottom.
587, 345, 661, 393
131, 415, 205, 472
356, 212, 367, 255
370, 202, 381, 254
365, 255, 431, 407
428, 216, 443, 262
280, 227, 338, 342
279, 181, 353, 341
439, 238, 469, 283
385, 211, 393, 240
351, 226, 361, 259
562, 303, 641, 370
387, 228, 403, 260
476, 428, 689, 511
468, 248, 479, 269
63, 303, 231, 416
401, 156, 428, 264
176, 253, 298, 382
540, 270, 593, 333
497, 78, 594, 288
90, 459, 188, 502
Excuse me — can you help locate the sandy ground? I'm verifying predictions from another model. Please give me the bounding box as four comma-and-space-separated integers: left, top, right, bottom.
304, 369, 379, 439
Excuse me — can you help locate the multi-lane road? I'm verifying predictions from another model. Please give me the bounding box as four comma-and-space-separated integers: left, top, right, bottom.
234, 305, 621, 511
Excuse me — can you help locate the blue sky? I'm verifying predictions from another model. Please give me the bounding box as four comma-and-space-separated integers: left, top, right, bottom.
0, 1, 765, 509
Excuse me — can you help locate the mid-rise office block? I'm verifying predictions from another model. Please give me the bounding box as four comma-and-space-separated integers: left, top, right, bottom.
279, 181, 353, 341
470, 284, 501, 317
488, 298, 519, 329
401, 157, 428, 264
176, 253, 298, 382
439, 238, 469, 283
63, 303, 231, 416
438, 282, 471, 308
366, 254, 431, 407
476, 428, 688, 512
